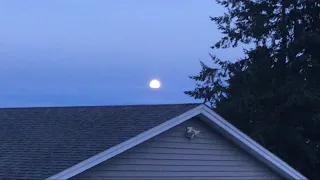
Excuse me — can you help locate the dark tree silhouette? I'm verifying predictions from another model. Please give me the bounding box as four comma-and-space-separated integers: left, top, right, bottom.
185, 0, 320, 179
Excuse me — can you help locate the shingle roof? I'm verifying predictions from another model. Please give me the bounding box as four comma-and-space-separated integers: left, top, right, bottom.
0, 103, 200, 179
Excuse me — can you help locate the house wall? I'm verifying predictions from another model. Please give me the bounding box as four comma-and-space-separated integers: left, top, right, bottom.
73, 118, 282, 180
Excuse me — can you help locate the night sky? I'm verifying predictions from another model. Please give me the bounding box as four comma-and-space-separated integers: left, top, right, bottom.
0, 0, 243, 107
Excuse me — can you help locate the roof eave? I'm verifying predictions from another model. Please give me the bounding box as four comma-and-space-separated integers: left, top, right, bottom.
47, 104, 307, 180
199, 105, 307, 180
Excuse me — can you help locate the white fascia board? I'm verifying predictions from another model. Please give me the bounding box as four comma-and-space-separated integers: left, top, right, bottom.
199, 105, 307, 180
47, 104, 307, 180
46, 105, 203, 180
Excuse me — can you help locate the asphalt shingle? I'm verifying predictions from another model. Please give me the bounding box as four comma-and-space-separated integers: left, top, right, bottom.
0, 103, 200, 179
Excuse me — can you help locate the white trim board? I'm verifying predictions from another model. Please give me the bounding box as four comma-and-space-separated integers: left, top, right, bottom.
199, 106, 307, 180
47, 104, 307, 180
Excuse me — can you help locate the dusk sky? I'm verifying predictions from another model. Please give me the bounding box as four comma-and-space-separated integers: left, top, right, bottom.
0, 0, 244, 107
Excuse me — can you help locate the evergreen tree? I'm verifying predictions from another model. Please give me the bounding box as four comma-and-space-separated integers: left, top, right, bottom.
185, 0, 320, 179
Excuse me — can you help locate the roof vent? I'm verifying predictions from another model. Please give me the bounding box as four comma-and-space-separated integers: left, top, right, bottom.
185, 127, 200, 139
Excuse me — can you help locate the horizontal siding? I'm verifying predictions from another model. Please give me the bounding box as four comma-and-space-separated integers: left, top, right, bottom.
117, 152, 248, 161
78, 171, 274, 177
73, 118, 282, 180
78, 177, 280, 180
128, 147, 238, 155
137, 140, 236, 150
108, 158, 254, 166
92, 164, 271, 172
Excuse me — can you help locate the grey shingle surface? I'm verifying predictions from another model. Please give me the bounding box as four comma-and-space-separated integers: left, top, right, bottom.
0, 103, 200, 180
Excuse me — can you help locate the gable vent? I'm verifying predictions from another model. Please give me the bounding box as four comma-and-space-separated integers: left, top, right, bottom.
185, 127, 200, 139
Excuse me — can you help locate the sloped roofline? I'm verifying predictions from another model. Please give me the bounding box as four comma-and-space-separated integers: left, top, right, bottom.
47, 104, 307, 180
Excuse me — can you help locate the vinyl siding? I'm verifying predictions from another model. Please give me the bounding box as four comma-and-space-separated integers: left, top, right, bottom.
73, 118, 282, 180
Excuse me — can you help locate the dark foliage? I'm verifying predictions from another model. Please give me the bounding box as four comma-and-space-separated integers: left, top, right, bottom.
185, 0, 320, 179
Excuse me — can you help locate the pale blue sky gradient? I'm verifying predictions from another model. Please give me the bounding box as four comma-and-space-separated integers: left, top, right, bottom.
0, 0, 243, 107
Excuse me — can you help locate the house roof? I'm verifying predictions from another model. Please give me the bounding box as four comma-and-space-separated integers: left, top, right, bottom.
0, 103, 200, 180
0, 103, 307, 180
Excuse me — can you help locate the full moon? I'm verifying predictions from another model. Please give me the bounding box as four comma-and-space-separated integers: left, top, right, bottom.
149, 79, 161, 89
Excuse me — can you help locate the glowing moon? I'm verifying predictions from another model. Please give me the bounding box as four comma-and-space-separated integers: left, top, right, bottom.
149, 79, 161, 89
